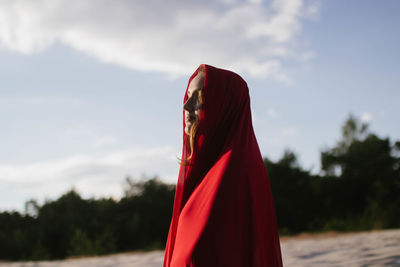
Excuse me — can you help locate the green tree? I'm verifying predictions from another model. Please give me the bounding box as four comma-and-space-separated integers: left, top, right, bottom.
68, 228, 96, 256
265, 149, 316, 234
320, 113, 400, 229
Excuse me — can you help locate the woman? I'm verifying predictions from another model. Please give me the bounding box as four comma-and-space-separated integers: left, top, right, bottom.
164, 64, 283, 267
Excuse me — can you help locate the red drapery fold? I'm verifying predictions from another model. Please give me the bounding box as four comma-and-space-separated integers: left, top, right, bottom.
163, 64, 283, 267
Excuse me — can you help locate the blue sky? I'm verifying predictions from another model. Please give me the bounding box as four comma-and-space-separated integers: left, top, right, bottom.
1, 0, 399, 212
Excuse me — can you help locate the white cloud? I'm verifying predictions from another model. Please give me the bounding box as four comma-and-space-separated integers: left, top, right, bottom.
361, 112, 372, 123
247, 0, 303, 43
0, 0, 319, 82
0, 146, 180, 212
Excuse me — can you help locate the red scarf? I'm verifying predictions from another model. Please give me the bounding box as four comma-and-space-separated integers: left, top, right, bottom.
164, 64, 283, 267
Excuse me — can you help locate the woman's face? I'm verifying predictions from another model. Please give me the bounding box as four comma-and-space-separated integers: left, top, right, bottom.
184, 72, 204, 135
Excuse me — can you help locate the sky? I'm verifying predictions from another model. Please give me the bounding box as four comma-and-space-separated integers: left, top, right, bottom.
1, 0, 399, 213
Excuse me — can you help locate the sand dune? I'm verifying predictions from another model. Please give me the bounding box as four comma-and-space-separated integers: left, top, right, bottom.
1, 229, 399, 266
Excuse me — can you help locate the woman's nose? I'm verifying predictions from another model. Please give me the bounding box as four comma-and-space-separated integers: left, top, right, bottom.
184, 97, 194, 112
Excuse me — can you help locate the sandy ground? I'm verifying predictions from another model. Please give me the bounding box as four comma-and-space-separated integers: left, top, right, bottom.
1, 228, 399, 266
280, 229, 400, 266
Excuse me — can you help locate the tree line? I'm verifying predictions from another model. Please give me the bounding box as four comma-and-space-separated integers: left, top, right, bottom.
0, 114, 399, 260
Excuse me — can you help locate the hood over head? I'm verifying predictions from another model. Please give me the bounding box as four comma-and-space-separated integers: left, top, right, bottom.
164, 64, 283, 267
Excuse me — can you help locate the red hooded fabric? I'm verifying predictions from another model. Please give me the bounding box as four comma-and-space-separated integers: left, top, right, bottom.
163, 64, 283, 267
